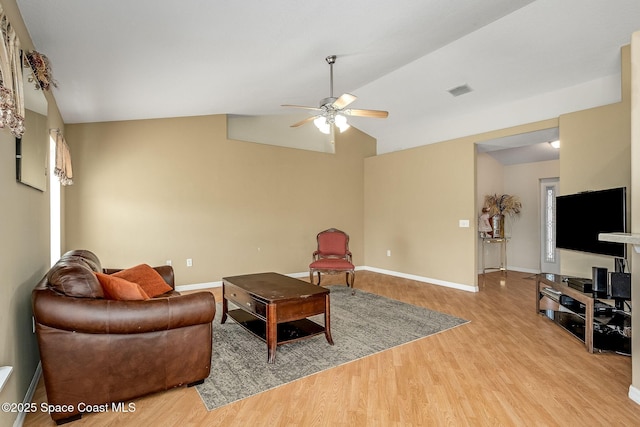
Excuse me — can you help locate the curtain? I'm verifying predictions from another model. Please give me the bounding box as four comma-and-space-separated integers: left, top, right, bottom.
52, 130, 73, 186
0, 5, 24, 137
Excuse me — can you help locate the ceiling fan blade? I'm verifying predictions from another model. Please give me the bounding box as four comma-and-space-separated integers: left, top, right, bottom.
332, 93, 357, 109
281, 104, 322, 111
344, 108, 389, 118
290, 115, 319, 128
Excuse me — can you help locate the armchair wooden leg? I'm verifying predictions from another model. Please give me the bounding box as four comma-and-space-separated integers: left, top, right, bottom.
347, 271, 356, 295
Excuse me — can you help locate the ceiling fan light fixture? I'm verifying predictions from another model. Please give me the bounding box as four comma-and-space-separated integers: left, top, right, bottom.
335, 114, 350, 133
283, 55, 388, 134
314, 116, 331, 134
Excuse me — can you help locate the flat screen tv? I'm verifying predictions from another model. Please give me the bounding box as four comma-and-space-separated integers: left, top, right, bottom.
556, 187, 627, 258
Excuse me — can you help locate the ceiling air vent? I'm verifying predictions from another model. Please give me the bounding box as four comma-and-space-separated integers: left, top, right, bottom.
448, 84, 473, 97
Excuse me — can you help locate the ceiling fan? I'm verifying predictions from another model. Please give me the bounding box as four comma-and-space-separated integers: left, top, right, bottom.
282, 55, 388, 139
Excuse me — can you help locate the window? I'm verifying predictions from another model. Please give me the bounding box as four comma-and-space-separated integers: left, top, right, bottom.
49, 135, 60, 265
543, 184, 556, 263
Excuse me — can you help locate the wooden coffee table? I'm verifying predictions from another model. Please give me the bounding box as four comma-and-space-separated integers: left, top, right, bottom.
221, 272, 333, 363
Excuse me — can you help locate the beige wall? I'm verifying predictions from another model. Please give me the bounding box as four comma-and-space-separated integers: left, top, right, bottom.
364, 139, 477, 287
364, 119, 558, 289
64, 116, 375, 285
363, 44, 634, 397
558, 48, 631, 277
0, 1, 64, 425
476, 152, 504, 211
0, 128, 49, 427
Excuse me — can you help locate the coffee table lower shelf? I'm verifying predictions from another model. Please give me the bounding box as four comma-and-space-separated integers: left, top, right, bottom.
227, 309, 326, 345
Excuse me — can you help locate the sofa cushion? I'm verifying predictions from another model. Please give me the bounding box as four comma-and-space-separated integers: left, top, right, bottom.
60, 249, 102, 272
310, 258, 355, 269
47, 261, 105, 299
112, 264, 173, 297
95, 272, 150, 301
62, 255, 102, 274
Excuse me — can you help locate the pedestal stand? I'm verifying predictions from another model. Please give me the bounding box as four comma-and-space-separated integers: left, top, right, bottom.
481, 237, 508, 274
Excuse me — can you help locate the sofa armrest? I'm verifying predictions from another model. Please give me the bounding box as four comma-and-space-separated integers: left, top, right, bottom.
33, 290, 215, 334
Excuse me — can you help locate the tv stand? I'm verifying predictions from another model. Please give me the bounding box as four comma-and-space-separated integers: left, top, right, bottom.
536, 273, 631, 354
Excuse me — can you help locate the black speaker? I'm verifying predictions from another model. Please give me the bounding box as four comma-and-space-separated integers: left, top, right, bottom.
592, 267, 608, 295
609, 272, 631, 300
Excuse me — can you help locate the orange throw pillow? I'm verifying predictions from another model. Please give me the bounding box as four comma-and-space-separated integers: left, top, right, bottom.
95, 272, 149, 301
112, 264, 173, 297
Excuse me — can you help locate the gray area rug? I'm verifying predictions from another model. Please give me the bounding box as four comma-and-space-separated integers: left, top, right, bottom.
196, 285, 469, 410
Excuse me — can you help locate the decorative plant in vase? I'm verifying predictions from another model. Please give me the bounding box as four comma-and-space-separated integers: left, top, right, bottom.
482, 194, 522, 238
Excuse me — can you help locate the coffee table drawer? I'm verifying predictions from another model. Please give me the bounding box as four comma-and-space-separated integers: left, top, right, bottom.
276, 295, 327, 322
225, 284, 266, 317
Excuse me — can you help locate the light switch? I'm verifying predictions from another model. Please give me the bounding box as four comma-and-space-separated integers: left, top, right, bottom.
459, 219, 470, 228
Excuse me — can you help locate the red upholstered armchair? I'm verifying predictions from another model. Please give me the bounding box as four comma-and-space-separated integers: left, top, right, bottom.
309, 228, 355, 291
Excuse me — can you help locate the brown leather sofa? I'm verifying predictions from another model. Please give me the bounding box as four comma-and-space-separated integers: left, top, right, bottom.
32, 250, 216, 425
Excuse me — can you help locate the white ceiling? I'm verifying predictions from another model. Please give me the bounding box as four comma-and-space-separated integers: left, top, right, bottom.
16, 0, 640, 154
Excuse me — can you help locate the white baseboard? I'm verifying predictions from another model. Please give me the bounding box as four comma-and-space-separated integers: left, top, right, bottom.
361, 266, 478, 292
176, 266, 477, 293
175, 271, 311, 292
176, 281, 221, 292
286, 271, 310, 279
477, 266, 541, 275
629, 384, 640, 406
14, 362, 41, 427
507, 266, 541, 274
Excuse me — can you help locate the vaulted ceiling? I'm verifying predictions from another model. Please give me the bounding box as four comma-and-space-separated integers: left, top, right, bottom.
16, 0, 640, 154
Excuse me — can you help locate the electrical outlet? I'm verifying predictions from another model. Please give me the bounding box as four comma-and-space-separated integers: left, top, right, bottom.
386, 250, 391, 257
166, 260, 172, 266
186, 258, 193, 267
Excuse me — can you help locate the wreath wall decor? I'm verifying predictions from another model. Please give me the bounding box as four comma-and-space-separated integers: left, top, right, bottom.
26, 50, 57, 91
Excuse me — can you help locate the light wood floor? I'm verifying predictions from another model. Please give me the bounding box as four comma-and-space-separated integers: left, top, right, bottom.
24, 271, 640, 426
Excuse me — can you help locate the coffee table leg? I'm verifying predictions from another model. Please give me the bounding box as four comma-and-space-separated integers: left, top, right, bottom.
324, 294, 334, 345
266, 303, 277, 363
221, 295, 228, 324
